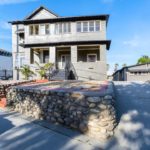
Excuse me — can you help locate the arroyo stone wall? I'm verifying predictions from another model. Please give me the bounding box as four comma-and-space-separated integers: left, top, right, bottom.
7, 82, 117, 141
0, 80, 33, 99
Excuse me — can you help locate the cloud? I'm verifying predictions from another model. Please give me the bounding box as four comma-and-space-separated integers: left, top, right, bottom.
123, 36, 140, 47
0, 21, 11, 30
0, 0, 38, 5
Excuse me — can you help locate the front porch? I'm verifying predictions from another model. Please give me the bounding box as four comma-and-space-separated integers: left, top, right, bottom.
26, 44, 107, 80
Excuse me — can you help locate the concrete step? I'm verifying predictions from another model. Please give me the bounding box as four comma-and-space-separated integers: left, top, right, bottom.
51, 70, 66, 80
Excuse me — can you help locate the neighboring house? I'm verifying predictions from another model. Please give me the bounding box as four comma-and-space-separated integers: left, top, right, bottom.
113, 63, 150, 81
10, 6, 111, 80
0, 49, 12, 57
0, 49, 13, 79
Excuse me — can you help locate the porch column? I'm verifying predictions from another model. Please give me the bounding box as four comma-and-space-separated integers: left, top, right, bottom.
100, 45, 106, 62
71, 46, 77, 63
49, 46, 56, 65
25, 48, 31, 65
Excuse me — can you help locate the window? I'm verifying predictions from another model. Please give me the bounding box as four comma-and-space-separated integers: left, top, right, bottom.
64, 23, 71, 33
55, 24, 59, 34
14, 53, 25, 68
87, 54, 97, 62
29, 26, 34, 35
89, 21, 94, 32
40, 24, 45, 35
20, 53, 25, 67
55, 23, 71, 34
95, 21, 100, 31
77, 22, 82, 32
19, 33, 25, 43
83, 22, 88, 32
35, 25, 39, 35
68, 23, 71, 33
29, 25, 39, 35
43, 51, 49, 63
45, 24, 50, 35
15, 54, 19, 67
76, 21, 101, 32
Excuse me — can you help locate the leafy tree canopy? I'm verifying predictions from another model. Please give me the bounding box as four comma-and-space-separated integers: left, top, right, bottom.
137, 55, 150, 64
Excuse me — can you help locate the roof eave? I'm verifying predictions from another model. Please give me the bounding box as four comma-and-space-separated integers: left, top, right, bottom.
9, 14, 110, 25
19, 40, 111, 50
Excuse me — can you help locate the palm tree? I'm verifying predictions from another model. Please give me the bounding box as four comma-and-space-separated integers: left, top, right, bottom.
19, 65, 34, 80
114, 63, 119, 72
35, 61, 54, 79
137, 55, 150, 64
107, 64, 110, 71
122, 63, 127, 68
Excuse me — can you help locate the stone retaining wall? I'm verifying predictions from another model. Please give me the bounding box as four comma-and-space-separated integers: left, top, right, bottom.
6, 82, 117, 141
0, 80, 33, 99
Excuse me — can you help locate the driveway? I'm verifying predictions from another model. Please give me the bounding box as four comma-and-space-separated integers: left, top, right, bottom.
105, 81, 150, 150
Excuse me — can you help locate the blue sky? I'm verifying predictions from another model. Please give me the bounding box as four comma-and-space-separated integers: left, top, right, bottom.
0, 0, 150, 72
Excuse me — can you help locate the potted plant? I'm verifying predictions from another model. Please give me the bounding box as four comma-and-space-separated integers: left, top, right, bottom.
35, 61, 54, 83
19, 65, 34, 80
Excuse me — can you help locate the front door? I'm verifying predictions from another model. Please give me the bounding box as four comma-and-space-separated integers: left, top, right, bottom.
61, 55, 70, 69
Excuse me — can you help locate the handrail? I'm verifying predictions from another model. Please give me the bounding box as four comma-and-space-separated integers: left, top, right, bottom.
65, 62, 78, 80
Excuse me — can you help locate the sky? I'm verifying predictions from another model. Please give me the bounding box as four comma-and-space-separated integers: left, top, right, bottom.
0, 0, 150, 73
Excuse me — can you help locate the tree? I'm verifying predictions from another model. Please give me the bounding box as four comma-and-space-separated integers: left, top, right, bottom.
35, 61, 54, 79
107, 64, 110, 71
20, 65, 34, 80
122, 63, 127, 68
137, 55, 150, 64
114, 63, 119, 72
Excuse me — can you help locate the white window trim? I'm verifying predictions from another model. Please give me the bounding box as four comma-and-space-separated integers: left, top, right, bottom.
29, 24, 50, 36
87, 54, 97, 62
15, 53, 25, 68
29, 24, 40, 36
55, 23, 71, 35
76, 21, 101, 33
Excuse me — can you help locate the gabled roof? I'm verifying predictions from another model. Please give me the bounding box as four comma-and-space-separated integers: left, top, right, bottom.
25, 6, 59, 20
9, 5, 109, 25
0, 49, 12, 57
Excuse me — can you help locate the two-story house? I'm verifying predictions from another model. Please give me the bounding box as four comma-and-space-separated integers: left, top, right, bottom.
10, 6, 111, 81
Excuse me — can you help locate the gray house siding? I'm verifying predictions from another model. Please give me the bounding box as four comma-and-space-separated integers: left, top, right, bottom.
113, 63, 150, 82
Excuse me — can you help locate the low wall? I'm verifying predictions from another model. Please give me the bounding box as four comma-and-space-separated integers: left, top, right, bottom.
0, 80, 34, 99
6, 81, 117, 141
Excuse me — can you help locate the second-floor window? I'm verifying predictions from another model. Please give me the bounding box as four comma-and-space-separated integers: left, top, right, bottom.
76, 21, 101, 33
40, 24, 50, 35
29, 24, 50, 35
55, 23, 71, 34
29, 25, 39, 35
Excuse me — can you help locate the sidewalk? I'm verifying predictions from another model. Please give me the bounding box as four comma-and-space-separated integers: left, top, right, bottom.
0, 109, 102, 150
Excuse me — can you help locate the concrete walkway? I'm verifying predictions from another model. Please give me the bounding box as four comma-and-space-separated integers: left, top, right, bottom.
0, 109, 101, 150
105, 81, 150, 150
